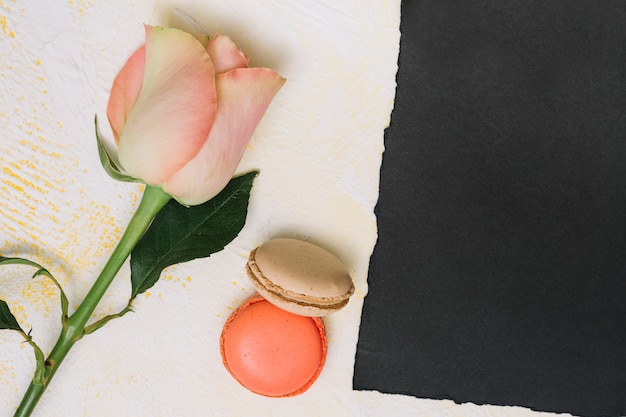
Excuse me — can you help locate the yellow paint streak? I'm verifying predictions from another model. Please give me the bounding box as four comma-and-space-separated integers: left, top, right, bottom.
68, 0, 94, 17
0, 358, 17, 381
2, 166, 48, 194
58, 202, 125, 265
22, 278, 59, 316
11, 304, 27, 326
18, 139, 63, 160
158, 271, 194, 290
2, 179, 23, 192
0, 13, 12, 37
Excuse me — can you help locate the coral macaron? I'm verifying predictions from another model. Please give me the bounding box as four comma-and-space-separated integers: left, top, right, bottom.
220, 294, 327, 397
246, 238, 355, 317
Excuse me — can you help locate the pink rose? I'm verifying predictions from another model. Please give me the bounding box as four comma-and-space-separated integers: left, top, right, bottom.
106, 25, 285, 205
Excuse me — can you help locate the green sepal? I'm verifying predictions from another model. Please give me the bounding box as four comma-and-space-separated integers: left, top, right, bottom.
95, 115, 143, 184
129, 171, 258, 299
0, 256, 69, 320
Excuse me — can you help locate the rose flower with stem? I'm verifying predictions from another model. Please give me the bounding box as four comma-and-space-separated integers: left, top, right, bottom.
0, 25, 284, 417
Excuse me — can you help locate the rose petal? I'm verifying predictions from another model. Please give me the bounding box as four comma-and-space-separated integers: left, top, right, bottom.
164, 68, 285, 205
117, 25, 217, 185
106, 45, 145, 144
206, 34, 249, 74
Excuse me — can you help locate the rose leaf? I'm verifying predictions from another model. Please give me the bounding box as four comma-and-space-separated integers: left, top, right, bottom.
0, 299, 23, 332
129, 171, 258, 299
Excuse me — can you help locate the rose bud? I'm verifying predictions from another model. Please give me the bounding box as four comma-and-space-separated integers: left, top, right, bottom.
106, 25, 284, 205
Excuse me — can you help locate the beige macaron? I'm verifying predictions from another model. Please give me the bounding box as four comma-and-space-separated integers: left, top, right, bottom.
246, 238, 355, 317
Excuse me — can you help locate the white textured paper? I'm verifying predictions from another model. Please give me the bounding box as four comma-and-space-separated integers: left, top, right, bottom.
0, 1, 567, 416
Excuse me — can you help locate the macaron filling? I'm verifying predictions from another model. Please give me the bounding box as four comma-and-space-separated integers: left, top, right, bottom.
220, 294, 327, 397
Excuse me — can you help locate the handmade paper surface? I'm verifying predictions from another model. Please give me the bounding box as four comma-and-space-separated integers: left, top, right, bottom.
0, 1, 401, 416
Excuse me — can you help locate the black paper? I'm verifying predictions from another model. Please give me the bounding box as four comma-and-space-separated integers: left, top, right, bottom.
354, 1, 626, 416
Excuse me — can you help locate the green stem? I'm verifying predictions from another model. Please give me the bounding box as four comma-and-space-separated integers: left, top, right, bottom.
13, 185, 171, 417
